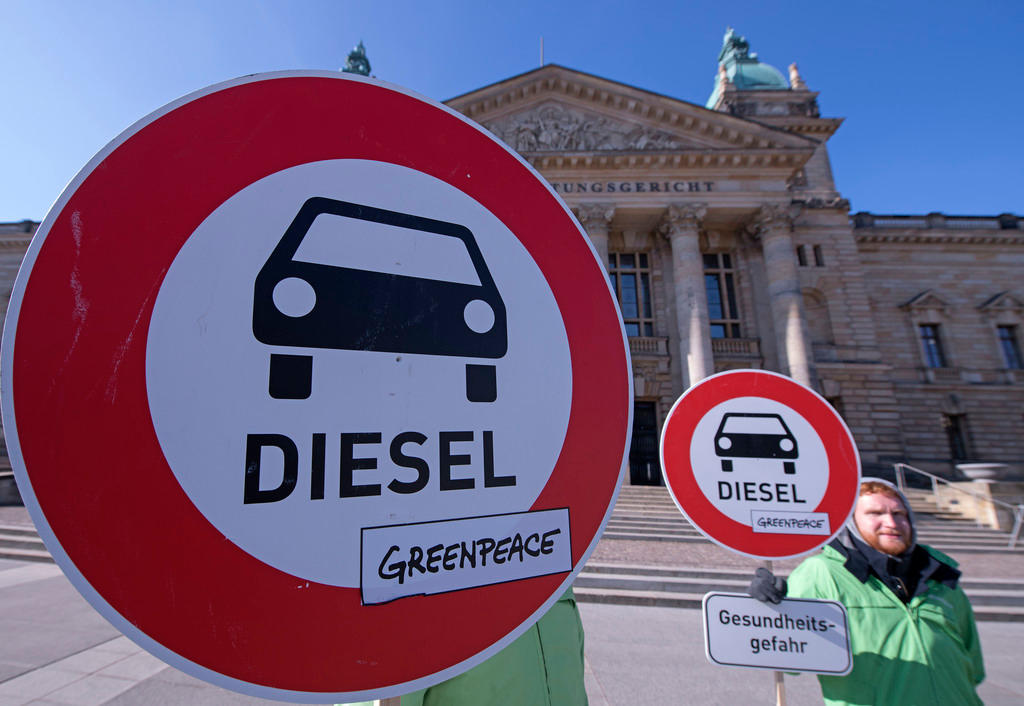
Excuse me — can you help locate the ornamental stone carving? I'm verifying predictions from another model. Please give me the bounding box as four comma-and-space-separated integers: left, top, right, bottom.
792, 196, 850, 211
788, 63, 807, 90
660, 203, 707, 238
486, 103, 689, 152
577, 203, 615, 232
749, 203, 796, 237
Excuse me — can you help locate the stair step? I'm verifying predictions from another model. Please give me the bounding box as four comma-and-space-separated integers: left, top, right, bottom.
0, 546, 54, 564
582, 563, 1024, 590
0, 524, 40, 536
0, 534, 47, 551
572, 586, 1024, 621
577, 569, 1024, 607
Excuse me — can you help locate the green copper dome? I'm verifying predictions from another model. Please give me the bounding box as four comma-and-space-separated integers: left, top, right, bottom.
706, 28, 788, 108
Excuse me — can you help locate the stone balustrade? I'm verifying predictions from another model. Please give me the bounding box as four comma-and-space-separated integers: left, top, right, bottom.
852, 213, 1020, 230
628, 336, 669, 356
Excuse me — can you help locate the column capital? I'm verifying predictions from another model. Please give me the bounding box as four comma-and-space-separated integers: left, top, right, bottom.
576, 203, 615, 233
660, 202, 707, 238
748, 203, 799, 239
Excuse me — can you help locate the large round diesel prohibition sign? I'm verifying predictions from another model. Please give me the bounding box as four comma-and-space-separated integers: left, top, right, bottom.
1, 72, 632, 702
660, 370, 859, 559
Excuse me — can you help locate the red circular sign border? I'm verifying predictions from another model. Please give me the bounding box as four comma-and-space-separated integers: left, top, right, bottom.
660, 369, 860, 559
3, 73, 632, 699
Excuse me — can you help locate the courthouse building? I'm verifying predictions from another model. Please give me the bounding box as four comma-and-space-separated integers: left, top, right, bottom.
1, 30, 1021, 487
445, 29, 1023, 483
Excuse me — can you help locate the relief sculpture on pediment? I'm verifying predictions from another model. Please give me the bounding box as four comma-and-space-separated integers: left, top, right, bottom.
486, 103, 687, 152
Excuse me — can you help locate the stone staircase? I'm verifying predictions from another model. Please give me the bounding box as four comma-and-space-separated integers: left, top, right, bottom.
573, 562, 1024, 621
574, 485, 1024, 620
4, 484, 1023, 619
601, 485, 1024, 554
0, 523, 51, 563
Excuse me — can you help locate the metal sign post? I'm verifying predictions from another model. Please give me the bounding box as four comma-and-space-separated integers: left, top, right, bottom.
766, 559, 787, 706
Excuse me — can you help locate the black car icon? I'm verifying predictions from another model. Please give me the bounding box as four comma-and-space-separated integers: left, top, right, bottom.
714, 412, 798, 474
252, 197, 507, 402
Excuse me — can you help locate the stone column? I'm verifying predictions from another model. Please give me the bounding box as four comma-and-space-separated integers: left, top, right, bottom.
661, 203, 713, 389
576, 203, 614, 268
753, 204, 816, 387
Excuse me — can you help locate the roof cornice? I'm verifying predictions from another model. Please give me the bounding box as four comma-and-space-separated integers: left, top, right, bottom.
855, 231, 1024, 246
525, 147, 814, 172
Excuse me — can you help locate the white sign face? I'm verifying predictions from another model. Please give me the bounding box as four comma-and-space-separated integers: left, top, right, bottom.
145, 159, 573, 589
689, 397, 828, 525
702, 593, 852, 675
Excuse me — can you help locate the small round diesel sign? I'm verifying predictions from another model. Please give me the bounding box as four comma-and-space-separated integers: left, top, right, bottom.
1, 72, 632, 702
660, 370, 859, 559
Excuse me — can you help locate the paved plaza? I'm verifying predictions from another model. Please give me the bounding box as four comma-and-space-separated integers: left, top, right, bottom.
2, 545, 1023, 705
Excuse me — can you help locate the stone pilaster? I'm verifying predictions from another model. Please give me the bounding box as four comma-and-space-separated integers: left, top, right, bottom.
753, 204, 816, 387
576, 203, 614, 267
661, 203, 713, 388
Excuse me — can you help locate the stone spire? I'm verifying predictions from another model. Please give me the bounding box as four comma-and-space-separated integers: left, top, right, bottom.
342, 41, 371, 76
788, 63, 807, 90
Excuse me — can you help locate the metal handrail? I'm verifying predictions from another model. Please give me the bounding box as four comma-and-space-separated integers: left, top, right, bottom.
893, 463, 1024, 550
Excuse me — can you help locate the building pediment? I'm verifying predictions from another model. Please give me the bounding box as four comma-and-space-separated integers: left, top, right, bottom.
901, 290, 950, 314
446, 64, 817, 161
485, 100, 708, 153
979, 291, 1024, 317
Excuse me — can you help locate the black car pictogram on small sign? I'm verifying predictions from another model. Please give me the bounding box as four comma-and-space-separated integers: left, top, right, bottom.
252, 197, 508, 402
714, 412, 798, 474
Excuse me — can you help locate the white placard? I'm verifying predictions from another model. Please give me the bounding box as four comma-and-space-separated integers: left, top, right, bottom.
361, 508, 572, 604
750, 510, 830, 535
703, 592, 851, 675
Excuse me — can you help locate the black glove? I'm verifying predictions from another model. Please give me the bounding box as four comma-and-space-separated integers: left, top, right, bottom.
749, 567, 787, 604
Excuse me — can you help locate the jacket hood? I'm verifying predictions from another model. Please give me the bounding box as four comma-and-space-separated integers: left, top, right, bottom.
828, 478, 961, 598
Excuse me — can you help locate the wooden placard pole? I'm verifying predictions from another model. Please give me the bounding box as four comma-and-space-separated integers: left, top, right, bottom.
765, 559, 787, 706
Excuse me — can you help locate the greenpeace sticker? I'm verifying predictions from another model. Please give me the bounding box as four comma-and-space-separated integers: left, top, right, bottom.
750, 510, 830, 535
361, 509, 572, 604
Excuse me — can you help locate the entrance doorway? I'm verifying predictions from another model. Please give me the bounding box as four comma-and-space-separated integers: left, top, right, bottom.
629, 401, 662, 485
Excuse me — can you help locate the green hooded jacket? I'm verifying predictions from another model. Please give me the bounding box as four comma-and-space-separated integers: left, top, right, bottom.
787, 544, 984, 706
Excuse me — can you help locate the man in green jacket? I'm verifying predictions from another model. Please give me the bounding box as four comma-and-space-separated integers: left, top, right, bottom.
750, 478, 984, 705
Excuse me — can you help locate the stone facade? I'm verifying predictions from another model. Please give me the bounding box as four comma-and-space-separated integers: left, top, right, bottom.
0, 220, 36, 469
445, 60, 1023, 483
1, 51, 1020, 488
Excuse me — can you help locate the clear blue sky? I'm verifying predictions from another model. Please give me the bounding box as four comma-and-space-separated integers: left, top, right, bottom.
3, 0, 1022, 222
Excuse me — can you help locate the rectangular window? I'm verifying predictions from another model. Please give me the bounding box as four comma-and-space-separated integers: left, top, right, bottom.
998, 325, 1023, 369
609, 252, 654, 337
919, 324, 947, 368
943, 414, 970, 462
703, 253, 741, 338
796, 245, 808, 267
